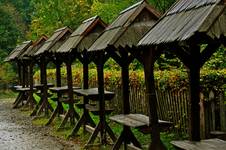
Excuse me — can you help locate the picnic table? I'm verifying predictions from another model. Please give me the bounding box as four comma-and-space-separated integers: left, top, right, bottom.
110, 114, 172, 149
13, 87, 35, 108
45, 86, 80, 126
70, 88, 116, 147
30, 83, 54, 116
171, 138, 226, 150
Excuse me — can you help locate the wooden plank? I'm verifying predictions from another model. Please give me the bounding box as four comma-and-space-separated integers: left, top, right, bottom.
171, 138, 226, 150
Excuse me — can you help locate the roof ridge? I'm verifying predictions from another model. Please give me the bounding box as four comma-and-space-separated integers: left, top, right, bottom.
120, 0, 145, 14
54, 26, 71, 32
83, 16, 98, 23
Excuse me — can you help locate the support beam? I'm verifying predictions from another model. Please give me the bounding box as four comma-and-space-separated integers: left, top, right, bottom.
188, 44, 201, 141
142, 49, 166, 150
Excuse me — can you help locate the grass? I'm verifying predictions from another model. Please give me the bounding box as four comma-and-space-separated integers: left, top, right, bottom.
0, 89, 17, 99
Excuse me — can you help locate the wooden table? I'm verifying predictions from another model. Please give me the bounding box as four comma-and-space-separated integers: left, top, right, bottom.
110, 114, 172, 149
70, 88, 116, 147
46, 86, 80, 126
171, 138, 226, 150
30, 83, 54, 116
13, 87, 37, 108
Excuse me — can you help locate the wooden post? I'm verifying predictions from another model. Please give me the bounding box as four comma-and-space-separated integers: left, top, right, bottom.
96, 52, 106, 144
143, 49, 166, 150
121, 53, 130, 114
22, 63, 26, 88
188, 44, 201, 141
29, 62, 35, 107
41, 57, 49, 116
200, 92, 205, 139
83, 55, 89, 131
55, 62, 62, 87
17, 61, 22, 85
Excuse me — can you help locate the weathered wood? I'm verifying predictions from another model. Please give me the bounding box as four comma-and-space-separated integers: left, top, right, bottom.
171, 138, 226, 150
73, 88, 115, 101
219, 91, 226, 132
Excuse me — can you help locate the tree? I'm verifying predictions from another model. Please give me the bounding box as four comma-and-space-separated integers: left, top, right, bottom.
0, 6, 21, 53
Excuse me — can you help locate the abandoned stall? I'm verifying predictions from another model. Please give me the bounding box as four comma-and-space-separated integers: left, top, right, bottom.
4, 41, 33, 108
56, 16, 116, 147
138, 0, 226, 149
88, 1, 172, 149
33, 27, 73, 119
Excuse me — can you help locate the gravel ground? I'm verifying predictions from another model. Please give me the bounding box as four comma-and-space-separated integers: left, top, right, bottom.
0, 99, 80, 150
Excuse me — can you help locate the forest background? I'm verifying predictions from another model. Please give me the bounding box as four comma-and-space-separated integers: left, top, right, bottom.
0, 0, 225, 90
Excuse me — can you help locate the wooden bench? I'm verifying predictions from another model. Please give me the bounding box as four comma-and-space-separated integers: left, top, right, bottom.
171, 138, 226, 150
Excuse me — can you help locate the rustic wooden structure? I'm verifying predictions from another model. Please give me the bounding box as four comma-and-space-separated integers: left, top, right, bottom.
56, 16, 115, 144
19, 36, 48, 108
4, 41, 33, 108
89, 1, 161, 149
138, 0, 226, 149
33, 27, 72, 117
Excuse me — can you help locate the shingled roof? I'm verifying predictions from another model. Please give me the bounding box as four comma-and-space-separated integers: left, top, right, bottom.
20, 35, 48, 59
5, 41, 33, 62
88, 0, 160, 51
57, 16, 107, 53
138, 0, 226, 45
35, 27, 72, 56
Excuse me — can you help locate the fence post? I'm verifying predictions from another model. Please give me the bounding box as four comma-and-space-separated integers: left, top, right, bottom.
200, 92, 205, 139
220, 91, 226, 131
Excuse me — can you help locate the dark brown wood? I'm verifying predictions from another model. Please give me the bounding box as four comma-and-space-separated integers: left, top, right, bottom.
26, 62, 36, 108
30, 58, 53, 116
84, 52, 116, 147
143, 49, 166, 150
17, 61, 22, 85
58, 58, 80, 129
188, 44, 201, 141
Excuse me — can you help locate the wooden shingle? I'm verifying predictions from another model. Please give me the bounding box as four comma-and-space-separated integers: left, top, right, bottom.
88, 0, 160, 52
34, 27, 72, 56
57, 16, 106, 53
138, 0, 226, 46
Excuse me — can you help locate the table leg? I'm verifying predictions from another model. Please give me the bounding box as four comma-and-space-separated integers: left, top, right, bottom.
85, 120, 116, 147
13, 92, 22, 104
58, 104, 80, 130
13, 91, 27, 109
13, 92, 23, 108
112, 126, 141, 150
45, 101, 63, 126
30, 97, 43, 116
68, 112, 96, 138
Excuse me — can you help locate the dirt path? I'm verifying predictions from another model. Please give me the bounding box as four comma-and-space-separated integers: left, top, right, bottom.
0, 99, 80, 150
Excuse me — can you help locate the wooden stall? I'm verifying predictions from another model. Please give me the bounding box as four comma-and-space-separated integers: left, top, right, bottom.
19, 36, 48, 108
33, 27, 72, 117
138, 0, 226, 149
56, 16, 114, 145
4, 41, 33, 108
88, 1, 165, 149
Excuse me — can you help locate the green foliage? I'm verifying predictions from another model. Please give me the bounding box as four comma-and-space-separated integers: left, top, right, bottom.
0, 6, 21, 52
203, 47, 226, 69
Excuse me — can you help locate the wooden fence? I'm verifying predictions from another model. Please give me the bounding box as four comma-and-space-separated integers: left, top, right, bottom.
41, 76, 226, 135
